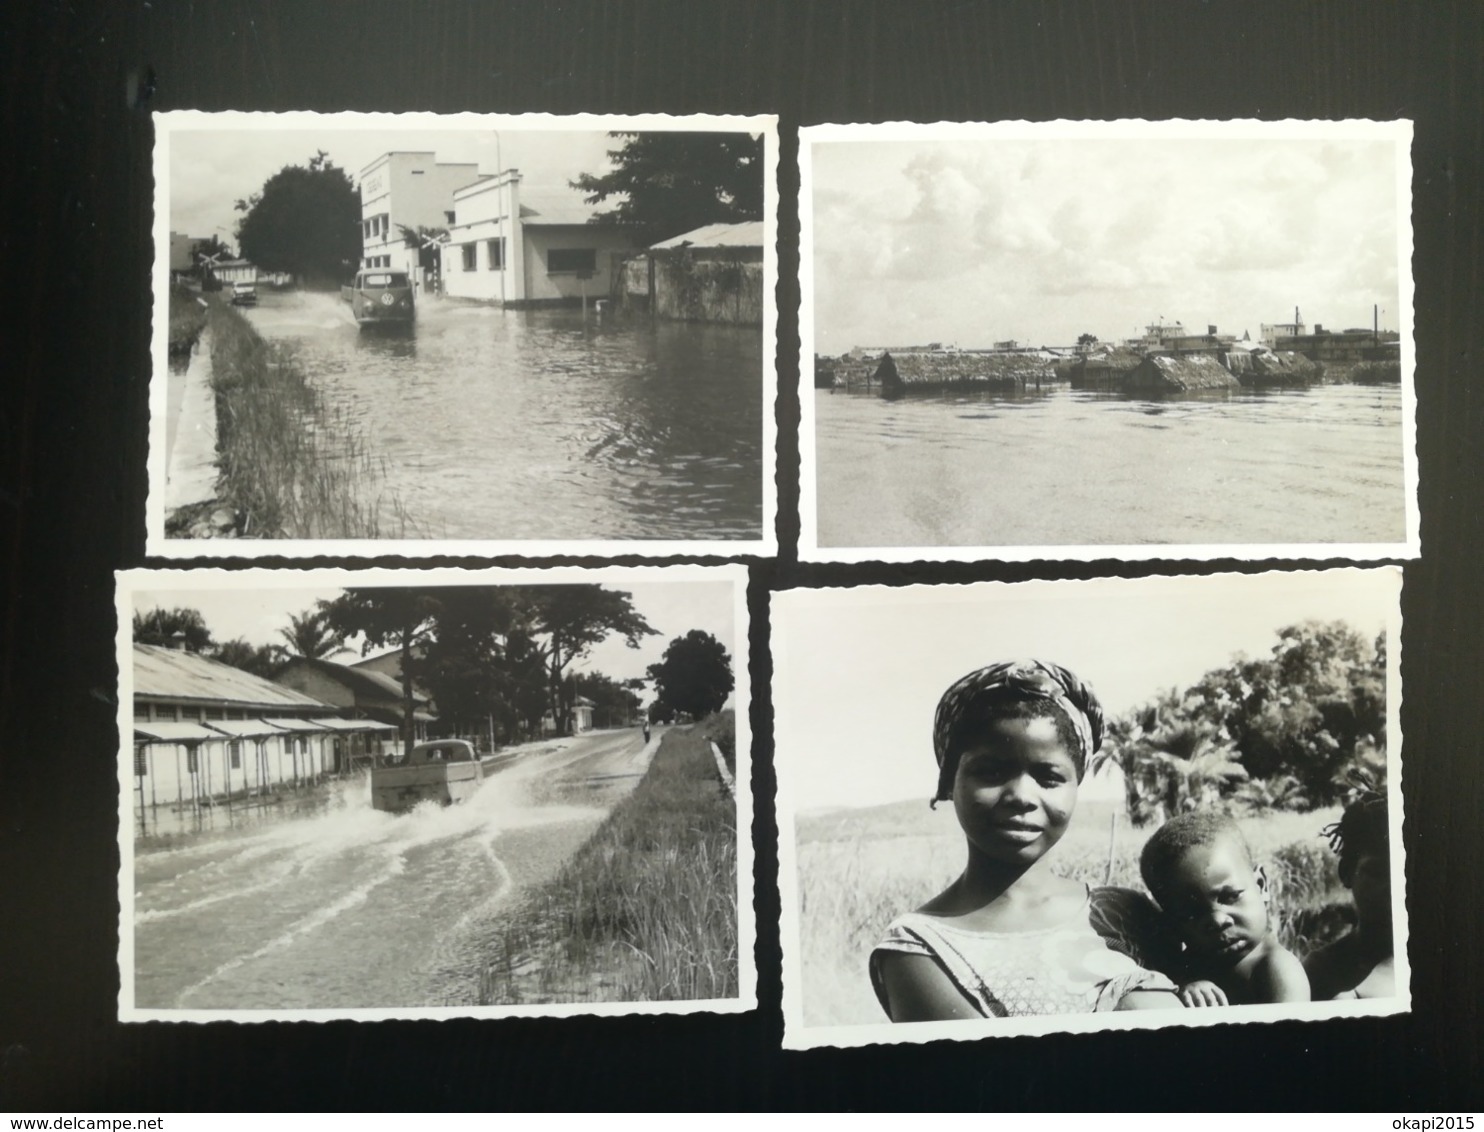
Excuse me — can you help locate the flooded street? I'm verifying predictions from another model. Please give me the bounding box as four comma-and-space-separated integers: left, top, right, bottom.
815, 382, 1406, 547
131, 729, 654, 1011
243, 291, 763, 540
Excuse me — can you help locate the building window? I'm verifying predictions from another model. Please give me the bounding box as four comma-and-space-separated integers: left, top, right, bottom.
461, 244, 477, 271
180, 705, 201, 720
547, 248, 597, 275
134, 744, 148, 777
134, 703, 150, 721
229, 741, 242, 770
487, 238, 504, 270
445, 211, 456, 225
186, 746, 199, 774
204, 707, 224, 720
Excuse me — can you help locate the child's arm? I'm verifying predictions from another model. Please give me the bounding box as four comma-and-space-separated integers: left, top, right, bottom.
875, 951, 982, 1021
1252, 945, 1311, 1003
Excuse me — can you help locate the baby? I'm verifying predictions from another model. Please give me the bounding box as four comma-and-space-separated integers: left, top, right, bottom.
1303, 792, 1394, 1000
1139, 811, 1310, 1006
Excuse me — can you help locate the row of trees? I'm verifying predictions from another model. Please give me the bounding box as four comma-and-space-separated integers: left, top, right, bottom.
222, 132, 764, 286
1091, 621, 1387, 824
135, 586, 735, 760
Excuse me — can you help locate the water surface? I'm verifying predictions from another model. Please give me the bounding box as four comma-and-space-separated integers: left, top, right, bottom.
814, 383, 1405, 547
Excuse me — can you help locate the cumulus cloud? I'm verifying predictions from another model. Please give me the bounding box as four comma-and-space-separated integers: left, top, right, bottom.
809, 133, 1403, 352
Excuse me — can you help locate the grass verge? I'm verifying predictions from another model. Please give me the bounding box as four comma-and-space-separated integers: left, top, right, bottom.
202, 297, 411, 538
479, 721, 738, 1005
167, 283, 207, 356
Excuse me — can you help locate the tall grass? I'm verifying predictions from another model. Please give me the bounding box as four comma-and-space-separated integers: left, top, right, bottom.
478, 722, 738, 1005
205, 299, 412, 538
167, 283, 207, 356
794, 801, 1349, 1027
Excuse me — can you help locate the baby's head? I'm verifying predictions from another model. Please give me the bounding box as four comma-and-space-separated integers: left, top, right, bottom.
931, 659, 1104, 805
1140, 812, 1270, 966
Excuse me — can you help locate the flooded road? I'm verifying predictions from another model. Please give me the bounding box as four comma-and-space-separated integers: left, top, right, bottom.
243, 291, 763, 541
130, 728, 655, 1011
815, 382, 1406, 547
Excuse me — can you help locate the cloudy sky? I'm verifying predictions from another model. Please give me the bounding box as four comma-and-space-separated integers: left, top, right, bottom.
774, 568, 1399, 812
808, 131, 1404, 354
164, 116, 619, 247
130, 576, 738, 695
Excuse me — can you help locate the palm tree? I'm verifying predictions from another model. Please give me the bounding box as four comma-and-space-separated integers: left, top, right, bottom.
1142, 722, 1249, 820
278, 610, 343, 660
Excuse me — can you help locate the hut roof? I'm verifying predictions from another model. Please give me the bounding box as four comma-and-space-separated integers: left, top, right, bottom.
1249, 349, 1319, 377
1127, 354, 1239, 391
651, 221, 765, 250
887, 351, 1056, 387
133, 644, 330, 710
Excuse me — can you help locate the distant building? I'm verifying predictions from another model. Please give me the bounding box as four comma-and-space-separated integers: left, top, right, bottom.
275, 656, 437, 742
169, 231, 206, 272
1260, 309, 1307, 347
356, 152, 481, 280
130, 644, 395, 828
442, 171, 638, 306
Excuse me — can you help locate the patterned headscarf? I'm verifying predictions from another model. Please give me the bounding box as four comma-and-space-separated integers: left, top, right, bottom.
932, 659, 1105, 802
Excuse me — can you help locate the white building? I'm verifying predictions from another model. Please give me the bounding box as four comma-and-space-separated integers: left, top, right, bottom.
356, 152, 481, 280
442, 171, 637, 306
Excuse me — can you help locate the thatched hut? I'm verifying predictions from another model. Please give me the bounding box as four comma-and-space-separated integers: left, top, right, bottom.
1069, 349, 1143, 389
1124, 354, 1240, 393
875, 350, 1057, 399
1351, 359, 1402, 384
1241, 349, 1322, 386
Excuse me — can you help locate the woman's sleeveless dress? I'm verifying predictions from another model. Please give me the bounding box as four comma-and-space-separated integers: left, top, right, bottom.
869, 886, 1178, 1018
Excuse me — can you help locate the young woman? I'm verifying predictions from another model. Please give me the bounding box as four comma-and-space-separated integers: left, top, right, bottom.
870, 660, 1181, 1020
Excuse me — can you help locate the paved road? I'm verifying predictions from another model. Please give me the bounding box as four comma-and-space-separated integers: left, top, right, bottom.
130, 727, 660, 1013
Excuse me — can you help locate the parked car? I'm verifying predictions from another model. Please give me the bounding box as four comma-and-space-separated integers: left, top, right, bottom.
230, 281, 258, 306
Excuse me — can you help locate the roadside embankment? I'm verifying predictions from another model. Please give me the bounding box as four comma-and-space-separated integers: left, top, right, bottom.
479, 716, 739, 1005
167, 283, 208, 356
172, 297, 410, 539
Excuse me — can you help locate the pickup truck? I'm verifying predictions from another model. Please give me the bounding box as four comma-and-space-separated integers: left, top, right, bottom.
370, 739, 516, 813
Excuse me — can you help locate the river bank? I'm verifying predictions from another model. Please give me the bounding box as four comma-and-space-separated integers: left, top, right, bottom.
165, 295, 410, 539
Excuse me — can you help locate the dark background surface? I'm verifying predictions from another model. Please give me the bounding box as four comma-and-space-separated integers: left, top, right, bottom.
2, 0, 1481, 1111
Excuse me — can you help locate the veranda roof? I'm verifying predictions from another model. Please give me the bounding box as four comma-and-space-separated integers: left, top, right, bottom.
134, 721, 222, 743
203, 719, 291, 739
311, 718, 398, 733
261, 717, 334, 733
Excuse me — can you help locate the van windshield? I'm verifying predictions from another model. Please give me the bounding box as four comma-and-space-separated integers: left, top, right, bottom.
361, 273, 409, 288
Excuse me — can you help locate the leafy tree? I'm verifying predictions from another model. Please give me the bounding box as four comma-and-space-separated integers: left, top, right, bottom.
133, 607, 214, 653
417, 587, 527, 745
1076, 332, 1100, 351
522, 586, 657, 736
278, 610, 343, 660
210, 638, 287, 680
236, 151, 361, 285
1103, 620, 1387, 819
571, 131, 765, 245
647, 629, 734, 722
320, 588, 443, 760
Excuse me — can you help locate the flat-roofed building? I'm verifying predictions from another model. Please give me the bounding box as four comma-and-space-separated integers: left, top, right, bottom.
357, 152, 481, 281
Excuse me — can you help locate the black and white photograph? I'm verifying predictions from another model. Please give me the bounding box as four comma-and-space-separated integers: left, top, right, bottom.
116, 565, 752, 1020
773, 568, 1405, 1048
150, 112, 777, 556
800, 120, 1416, 561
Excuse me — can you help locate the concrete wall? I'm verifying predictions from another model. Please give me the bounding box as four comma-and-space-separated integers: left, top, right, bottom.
650, 255, 764, 324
